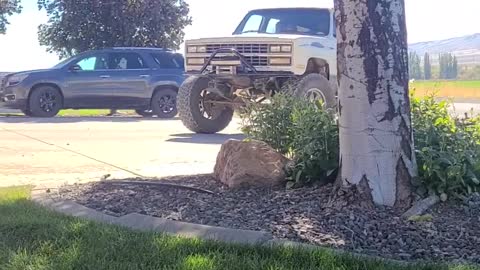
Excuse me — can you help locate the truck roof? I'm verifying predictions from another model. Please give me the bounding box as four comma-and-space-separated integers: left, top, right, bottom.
247, 7, 333, 12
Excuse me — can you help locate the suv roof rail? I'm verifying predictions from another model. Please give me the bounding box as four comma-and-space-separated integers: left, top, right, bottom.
104, 47, 174, 51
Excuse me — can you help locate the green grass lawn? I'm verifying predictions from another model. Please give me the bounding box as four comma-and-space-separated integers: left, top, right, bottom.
411, 80, 480, 90
0, 109, 138, 117
58, 109, 138, 117
0, 186, 477, 270
58, 109, 111, 117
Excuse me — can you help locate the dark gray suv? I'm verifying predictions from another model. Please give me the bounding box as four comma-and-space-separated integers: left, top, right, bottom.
0, 47, 185, 118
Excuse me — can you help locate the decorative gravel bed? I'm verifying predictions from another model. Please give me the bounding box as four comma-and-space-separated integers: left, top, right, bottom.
56, 174, 480, 265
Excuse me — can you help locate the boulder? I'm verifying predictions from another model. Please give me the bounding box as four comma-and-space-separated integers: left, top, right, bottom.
214, 139, 289, 188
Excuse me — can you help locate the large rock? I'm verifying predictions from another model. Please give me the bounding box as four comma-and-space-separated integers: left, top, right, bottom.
214, 139, 289, 188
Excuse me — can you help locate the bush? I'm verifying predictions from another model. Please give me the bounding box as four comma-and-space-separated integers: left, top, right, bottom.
411, 93, 480, 198
241, 94, 339, 187
240, 94, 297, 156
241, 91, 480, 198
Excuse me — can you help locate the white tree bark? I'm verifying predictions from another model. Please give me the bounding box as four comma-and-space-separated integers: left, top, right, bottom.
335, 0, 417, 208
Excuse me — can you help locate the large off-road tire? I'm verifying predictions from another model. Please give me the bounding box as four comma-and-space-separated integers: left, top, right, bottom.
177, 76, 234, 134
151, 88, 178, 119
283, 73, 336, 109
28, 86, 63, 117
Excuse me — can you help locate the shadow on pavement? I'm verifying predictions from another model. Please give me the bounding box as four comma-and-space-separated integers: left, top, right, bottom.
0, 115, 181, 124
167, 133, 245, 145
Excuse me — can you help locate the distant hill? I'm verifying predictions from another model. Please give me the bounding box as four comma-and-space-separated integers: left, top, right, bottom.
410, 33, 480, 55
409, 33, 480, 66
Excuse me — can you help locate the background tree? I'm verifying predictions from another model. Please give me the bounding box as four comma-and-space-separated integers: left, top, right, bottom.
335, 0, 416, 208
424, 52, 432, 80
452, 56, 458, 79
439, 53, 458, 79
37, 0, 192, 58
0, 0, 21, 34
408, 52, 422, 79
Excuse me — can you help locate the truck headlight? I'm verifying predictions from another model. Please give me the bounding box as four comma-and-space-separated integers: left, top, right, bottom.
7, 74, 29, 86
281, 45, 292, 52
270, 45, 292, 53
187, 46, 207, 53
270, 45, 281, 53
187, 58, 205, 65
269, 57, 291, 65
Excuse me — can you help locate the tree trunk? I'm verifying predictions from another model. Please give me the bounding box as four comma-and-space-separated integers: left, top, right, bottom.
334, 0, 417, 208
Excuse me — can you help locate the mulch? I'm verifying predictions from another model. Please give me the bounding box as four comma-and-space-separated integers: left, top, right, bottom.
55, 174, 480, 265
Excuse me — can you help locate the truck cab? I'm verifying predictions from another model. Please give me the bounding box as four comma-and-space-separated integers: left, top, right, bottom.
177, 7, 338, 134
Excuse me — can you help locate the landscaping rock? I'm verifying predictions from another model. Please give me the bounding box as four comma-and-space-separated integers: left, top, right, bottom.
402, 195, 440, 219
213, 139, 289, 188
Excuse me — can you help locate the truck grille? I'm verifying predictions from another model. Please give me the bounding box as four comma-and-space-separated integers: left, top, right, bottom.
206, 44, 269, 54
206, 56, 268, 66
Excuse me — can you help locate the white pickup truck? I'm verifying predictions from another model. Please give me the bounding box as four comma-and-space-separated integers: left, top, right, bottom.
177, 7, 338, 134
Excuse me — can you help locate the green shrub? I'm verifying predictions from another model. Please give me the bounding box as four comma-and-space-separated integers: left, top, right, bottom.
240, 94, 296, 156
411, 93, 480, 198
288, 99, 339, 186
241, 91, 480, 198
240, 94, 339, 186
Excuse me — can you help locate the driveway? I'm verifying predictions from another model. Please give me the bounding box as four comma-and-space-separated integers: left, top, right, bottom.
0, 116, 243, 188
2, 101, 479, 188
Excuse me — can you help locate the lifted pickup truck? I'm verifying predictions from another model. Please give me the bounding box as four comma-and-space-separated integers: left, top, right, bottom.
177, 7, 337, 134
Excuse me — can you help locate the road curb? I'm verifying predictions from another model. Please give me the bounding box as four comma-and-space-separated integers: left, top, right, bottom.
31, 189, 118, 224
31, 188, 272, 245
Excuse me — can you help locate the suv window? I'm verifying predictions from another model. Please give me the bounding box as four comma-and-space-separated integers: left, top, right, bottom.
75, 55, 109, 71
151, 53, 184, 69
109, 52, 148, 70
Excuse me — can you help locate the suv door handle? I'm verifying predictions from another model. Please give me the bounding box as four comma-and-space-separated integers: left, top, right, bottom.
99, 75, 110, 79
139, 75, 150, 78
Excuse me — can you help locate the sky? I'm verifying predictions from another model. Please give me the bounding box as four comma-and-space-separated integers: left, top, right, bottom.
0, 0, 479, 72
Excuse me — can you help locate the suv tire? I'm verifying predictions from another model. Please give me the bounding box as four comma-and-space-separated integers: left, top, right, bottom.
135, 109, 154, 117
177, 76, 234, 134
151, 88, 178, 119
28, 86, 63, 117
21, 109, 33, 117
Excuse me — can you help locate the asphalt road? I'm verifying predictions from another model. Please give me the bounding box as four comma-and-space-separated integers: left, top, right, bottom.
0, 116, 243, 188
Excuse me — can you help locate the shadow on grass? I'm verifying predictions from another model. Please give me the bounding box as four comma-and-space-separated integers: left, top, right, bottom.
0, 188, 477, 270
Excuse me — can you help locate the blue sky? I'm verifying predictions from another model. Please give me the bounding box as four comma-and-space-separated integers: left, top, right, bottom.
0, 0, 479, 71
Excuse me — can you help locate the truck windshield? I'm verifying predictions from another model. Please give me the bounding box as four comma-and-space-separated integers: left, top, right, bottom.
234, 8, 330, 37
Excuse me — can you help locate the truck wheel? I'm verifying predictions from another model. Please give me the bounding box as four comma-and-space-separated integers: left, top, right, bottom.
151, 88, 178, 119
177, 76, 234, 134
28, 86, 63, 117
284, 73, 336, 109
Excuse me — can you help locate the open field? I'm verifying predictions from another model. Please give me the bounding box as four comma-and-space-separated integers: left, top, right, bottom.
411, 80, 480, 100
